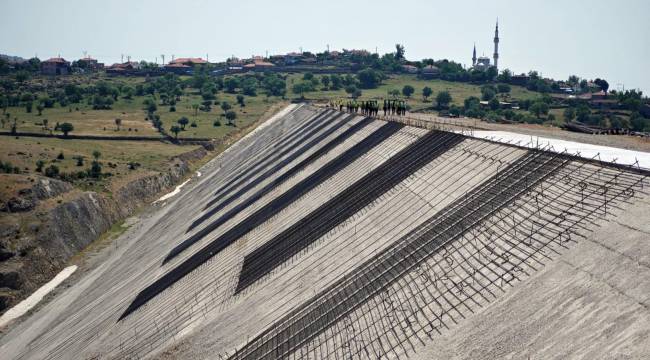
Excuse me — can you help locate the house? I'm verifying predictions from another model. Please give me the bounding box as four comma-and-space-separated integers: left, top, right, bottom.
419, 65, 440, 79
105, 61, 140, 76
76, 57, 104, 71
169, 57, 208, 67
401, 64, 419, 74
510, 74, 530, 87
591, 90, 608, 100
41, 57, 71, 75
284, 52, 304, 65
164, 63, 192, 75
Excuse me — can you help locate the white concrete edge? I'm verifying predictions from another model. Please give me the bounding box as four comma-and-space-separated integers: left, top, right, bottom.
0, 265, 78, 328
465, 130, 650, 170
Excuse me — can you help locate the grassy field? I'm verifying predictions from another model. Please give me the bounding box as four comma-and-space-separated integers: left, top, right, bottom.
4, 96, 161, 136
0, 136, 199, 193
287, 73, 542, 110
157, 91, 282, 139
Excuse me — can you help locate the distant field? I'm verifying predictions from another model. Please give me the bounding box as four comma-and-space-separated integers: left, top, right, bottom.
157, 91, 281, 139
4, 97, 161, 137
0, 136, 198, 192
287, 73, 541, 110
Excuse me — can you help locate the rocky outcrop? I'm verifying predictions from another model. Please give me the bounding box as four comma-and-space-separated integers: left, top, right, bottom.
1, 178, 73, 213
0, 149, 207, 314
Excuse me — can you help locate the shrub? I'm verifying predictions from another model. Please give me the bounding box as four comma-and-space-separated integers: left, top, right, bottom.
44, 164, 60, 178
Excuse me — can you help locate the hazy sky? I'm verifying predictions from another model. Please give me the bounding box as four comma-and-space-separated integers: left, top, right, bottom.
2, 0, 649, 92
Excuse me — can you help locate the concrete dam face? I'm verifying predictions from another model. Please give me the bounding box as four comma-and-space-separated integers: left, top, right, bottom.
2, 104, 649, 359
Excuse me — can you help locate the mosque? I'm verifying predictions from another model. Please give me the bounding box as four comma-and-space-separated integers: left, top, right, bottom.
472, 20, 499, 71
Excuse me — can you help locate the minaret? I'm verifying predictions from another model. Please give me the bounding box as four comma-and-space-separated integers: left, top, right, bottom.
472, 43, 477, 67
493, 19, 499, 70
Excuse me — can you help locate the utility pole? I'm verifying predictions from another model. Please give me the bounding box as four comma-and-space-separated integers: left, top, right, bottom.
121, 54, 124, 63
161, 54, 165, 65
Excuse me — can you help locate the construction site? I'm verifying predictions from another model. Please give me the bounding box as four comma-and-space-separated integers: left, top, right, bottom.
1, 103, 649, 359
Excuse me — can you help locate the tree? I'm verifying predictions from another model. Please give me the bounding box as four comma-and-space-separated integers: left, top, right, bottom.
36, 103, 44, 116
488, 97, 500, 110
388, 89, 400, 98
356, 68, 383, 89
170, 125, 181, 139
220, 101, 232, 114
241, 77, 258, 96
594, 78, 609, 93
60, 122, 74, 136
321, 76, 330, 90
563, 107, 576, 122
42, 118, 48, 131
497, 84, 511, 94
576, 104, 591, 122
436, 91, 452, 108
345, 85, 358, 97
402, 85, 415, 98
292, 82, 311, 98
115, 118, 122, 131
422, 86, 433, 101
481, 85, 497, 101
92, 150, 101, 160
395, 44, 405, 61
529, 101, 549, 118
224, 77, 240, 93
90, 159, 102, 178
25, 101, 33, 113
74, 155, 84, 166
630, 112, 649, 131
177, 116, 189, 130
236, 94, 245, 107
329, 74, 342, 90
225, 110, 237, 126
262, 75, 286, 97
497, 69, 512, 83
191, 103, 199, 116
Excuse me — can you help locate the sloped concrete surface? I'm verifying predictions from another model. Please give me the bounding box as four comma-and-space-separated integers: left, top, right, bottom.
0, 104, 648, 360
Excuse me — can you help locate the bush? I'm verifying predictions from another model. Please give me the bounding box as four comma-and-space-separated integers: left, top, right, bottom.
213, 120, 221, 127
35, 159, 45, 172
90, 161, 102, 178
57, 151, 65, 160
169, 105, 176, 112
44, 164, 60, 178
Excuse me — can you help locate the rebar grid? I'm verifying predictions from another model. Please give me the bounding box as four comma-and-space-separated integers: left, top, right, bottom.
99, 137, 516, 359
224, 151, 647, 360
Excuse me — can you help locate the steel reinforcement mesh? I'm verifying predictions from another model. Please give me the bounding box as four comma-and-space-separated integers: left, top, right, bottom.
224, 150, 647, 360
119, 121, 404, 320
179, 115, 374, 255
208, 108, 337, 203
235, 130, 464, 293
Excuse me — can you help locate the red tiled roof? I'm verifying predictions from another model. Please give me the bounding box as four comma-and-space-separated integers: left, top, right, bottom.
44, 57, 68, 63
170, 57, 207, 65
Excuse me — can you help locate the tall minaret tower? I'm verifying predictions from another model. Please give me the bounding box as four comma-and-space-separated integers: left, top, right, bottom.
493, 19, 499, 70
472, 43, 477, 66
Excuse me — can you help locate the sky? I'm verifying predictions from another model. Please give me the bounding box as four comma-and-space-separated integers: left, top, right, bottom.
2, 0, 649, 93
